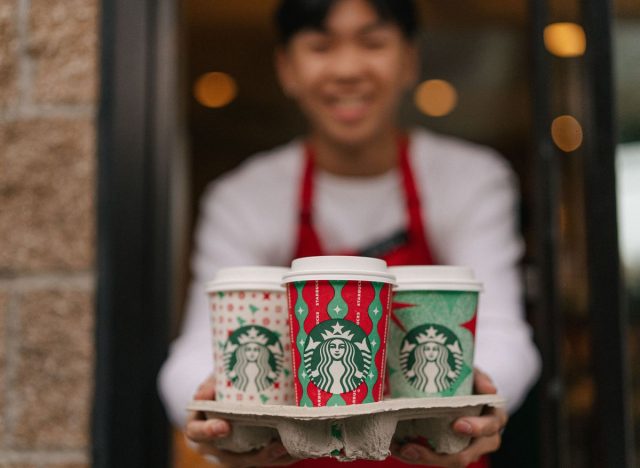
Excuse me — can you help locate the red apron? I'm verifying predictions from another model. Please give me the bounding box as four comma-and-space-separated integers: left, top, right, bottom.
291, 137, 489, 468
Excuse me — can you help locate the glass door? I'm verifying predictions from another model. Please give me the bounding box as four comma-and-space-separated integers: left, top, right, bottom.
531, 0, 637, 465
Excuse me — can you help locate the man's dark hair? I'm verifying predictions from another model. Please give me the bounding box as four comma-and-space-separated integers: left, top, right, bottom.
275, 0, 418, 44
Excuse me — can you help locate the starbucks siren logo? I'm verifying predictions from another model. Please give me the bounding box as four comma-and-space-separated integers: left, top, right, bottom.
224, 326, 283, 392
400, 324, 463, 393
304, 320, 371, 394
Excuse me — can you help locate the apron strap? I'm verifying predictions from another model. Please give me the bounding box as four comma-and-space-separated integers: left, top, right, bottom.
293, 135, 436, 265
294, 143, 324, 259
397, 135, 436, 265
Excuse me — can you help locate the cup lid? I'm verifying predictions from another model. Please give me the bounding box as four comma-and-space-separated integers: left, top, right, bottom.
388, 266, 482, 292
282, 256, 395, 284
206, 266, 289, 292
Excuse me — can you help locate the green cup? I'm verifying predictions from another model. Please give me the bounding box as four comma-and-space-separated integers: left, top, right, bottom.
387, 266, 482, 398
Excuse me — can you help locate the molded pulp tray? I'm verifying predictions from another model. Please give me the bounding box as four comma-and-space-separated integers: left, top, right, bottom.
188, 395, 505, 461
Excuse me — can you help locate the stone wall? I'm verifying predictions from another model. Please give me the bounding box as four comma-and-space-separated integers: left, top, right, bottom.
0, 0, 97, 466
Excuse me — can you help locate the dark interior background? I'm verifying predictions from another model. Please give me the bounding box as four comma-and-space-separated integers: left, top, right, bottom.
174, 0, 640, 466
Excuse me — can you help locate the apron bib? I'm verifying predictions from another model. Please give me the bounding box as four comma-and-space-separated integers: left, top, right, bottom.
291, 136, 489, 468
294, 136, 436, 264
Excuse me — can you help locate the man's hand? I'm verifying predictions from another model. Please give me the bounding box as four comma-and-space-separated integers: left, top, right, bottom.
391, 368, 508, 468
184, 375, 297, 467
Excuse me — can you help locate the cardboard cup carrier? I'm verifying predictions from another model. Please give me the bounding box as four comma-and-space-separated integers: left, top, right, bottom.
206, 266, 293, 451
192, 261, 504, 460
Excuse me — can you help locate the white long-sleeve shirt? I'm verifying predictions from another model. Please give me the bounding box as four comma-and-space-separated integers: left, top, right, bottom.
158, 128, 541, 426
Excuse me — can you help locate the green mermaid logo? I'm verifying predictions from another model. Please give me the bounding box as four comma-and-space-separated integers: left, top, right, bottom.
223, 326, 283, 392
304, 320, 371, 394
400, 324, 463, 393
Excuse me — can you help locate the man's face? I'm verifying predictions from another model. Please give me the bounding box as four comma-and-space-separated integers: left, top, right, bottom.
276, 0, 417, 148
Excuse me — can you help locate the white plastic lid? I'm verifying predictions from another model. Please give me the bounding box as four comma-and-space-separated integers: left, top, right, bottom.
206, 266, 289, 293
282, 256, 395, 284
388, 266, 483, 292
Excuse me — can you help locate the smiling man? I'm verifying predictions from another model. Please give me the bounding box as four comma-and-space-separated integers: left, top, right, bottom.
158, 1, 541, 467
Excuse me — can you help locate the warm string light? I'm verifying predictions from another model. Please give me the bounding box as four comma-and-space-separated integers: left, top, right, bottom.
543, 23, 586, 152
544, 22, 587, 58
194, 72, 238, 108
414, 79, 458, 117
551, 115, 583, 152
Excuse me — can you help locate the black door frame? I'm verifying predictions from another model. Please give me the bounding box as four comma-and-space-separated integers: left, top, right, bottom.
530, 0, 635, 465
528, 0, 567, 464
93, 0, 634, 466
93, 0, 182, 466
581, 0, 636, 465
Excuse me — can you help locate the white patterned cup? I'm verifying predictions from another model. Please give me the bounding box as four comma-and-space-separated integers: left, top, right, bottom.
207, 267, 294, 406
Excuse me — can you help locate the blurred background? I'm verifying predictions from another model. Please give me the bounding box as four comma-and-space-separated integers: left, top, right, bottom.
0, 0, 638, 467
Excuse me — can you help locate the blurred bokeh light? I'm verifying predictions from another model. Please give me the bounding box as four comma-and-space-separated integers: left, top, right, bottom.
544, 22, 587, 57
551, 115, 584, 152
414, 79, 458, 117
194, 72, 238, 108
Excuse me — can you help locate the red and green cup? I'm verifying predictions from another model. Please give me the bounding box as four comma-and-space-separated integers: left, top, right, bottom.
387, 266, 482, 398
283, 256, 395, 407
